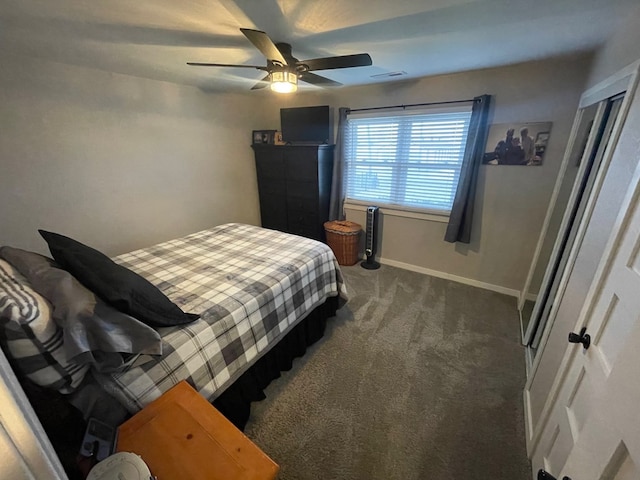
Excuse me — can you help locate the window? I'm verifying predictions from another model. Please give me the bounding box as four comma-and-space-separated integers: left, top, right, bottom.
344, 105, 472, 214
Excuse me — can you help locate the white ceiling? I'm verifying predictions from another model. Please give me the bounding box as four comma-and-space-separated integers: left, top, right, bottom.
0, 0, 636, 93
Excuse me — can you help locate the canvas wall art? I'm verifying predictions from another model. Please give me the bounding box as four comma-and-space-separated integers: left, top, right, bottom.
483, 122, 552, 166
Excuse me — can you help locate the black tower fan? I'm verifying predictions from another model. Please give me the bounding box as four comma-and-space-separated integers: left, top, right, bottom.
361, 206, 380, 270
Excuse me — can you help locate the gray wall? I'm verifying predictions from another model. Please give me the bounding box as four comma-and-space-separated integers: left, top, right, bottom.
0, 54, 265, 256
585, 4, 640, 89
265, 55, 592, 293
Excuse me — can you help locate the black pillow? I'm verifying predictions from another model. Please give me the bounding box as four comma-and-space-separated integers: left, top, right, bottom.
39, 230, 199, 327
0, 246, 163, 369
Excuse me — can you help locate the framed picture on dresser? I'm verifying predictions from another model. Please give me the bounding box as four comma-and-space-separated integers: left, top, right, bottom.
252, 130, 276, 145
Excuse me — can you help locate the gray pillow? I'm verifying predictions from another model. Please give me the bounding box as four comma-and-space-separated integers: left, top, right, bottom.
0, 258, 89, 392
0, 247, 162, 371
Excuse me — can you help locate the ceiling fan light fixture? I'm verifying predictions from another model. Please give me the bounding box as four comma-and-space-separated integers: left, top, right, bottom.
187, 28, 369, 91
270, 70, 298, 93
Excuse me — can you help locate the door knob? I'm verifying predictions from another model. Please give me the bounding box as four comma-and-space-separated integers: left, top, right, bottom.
538, 469, 573, 480
568, 327, 591, 350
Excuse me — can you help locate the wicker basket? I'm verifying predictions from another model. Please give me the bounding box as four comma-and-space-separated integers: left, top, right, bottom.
324, 220, 362, 266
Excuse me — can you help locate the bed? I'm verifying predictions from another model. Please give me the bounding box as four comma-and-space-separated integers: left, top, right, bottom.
94, 222, 346, 423
0, 223, 346, 431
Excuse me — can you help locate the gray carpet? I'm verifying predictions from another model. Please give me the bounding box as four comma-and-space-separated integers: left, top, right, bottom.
244, 264, 531, 480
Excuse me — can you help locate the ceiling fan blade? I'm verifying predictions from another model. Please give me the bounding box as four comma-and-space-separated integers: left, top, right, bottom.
251, 75, 271, 90
299, 72, 342, 88
299, 53, 372, 72
187, 62, 267, 71
240, 28, 288, 65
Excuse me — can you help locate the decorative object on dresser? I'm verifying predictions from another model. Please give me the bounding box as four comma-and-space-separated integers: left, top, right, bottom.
252, 130, 276, 145
253, 144, 334, 241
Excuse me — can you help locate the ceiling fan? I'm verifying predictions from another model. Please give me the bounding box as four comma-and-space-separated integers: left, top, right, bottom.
187, 28, 372, 93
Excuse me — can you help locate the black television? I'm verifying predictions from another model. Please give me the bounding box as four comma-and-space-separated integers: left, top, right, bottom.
280, 105, 331, 144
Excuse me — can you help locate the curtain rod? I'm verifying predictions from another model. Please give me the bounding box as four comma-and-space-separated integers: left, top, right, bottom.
348, 98, 476, 114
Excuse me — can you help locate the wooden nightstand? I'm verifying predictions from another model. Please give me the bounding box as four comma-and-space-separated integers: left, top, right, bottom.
117, 381, 279, 480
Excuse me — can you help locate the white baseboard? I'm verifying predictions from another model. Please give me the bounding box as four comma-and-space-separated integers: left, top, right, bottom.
523, 387, 534, 457
524, 292, 538, 302
376, 257, 521, 298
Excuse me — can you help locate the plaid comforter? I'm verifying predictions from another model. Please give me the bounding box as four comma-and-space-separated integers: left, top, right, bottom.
94, 223, 345, 413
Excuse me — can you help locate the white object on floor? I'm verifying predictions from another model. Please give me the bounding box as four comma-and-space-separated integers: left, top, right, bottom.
86, 452, 151, 480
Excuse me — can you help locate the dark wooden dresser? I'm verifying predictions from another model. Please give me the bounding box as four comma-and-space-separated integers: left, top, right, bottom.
252, 144, 334, 241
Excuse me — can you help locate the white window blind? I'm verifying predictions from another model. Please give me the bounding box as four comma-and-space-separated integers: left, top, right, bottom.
344, 106, 472, 214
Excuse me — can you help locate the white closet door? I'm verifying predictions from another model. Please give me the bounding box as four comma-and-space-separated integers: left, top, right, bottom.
531, 121, 640, 479
559, 178, 640, 479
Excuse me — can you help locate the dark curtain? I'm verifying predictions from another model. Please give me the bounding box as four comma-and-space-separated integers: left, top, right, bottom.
328, 107, 350, 221
444, 94, 492, 243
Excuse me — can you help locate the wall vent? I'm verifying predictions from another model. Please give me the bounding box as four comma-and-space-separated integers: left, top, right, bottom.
370, 71, 407, 79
